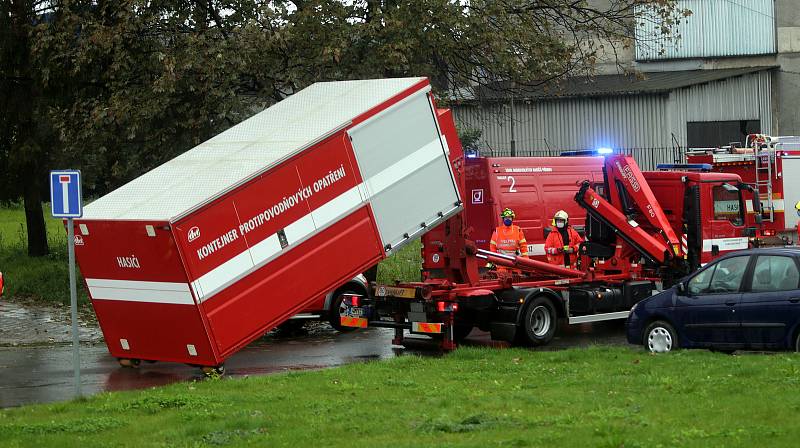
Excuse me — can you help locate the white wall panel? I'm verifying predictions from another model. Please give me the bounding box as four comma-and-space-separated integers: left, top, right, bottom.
636, 0, 776, 60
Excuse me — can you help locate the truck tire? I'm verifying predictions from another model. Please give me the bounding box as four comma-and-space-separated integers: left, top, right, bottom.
329, 290, 359, 332
519, 296, 557, 346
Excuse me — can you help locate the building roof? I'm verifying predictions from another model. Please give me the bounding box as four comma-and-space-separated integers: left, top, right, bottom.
457, 67, 777, 102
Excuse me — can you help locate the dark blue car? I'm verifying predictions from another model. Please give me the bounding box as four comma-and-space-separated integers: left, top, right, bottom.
627, 247, 800, 353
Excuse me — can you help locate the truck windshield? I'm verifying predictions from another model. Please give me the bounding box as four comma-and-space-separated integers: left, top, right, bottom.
712, 185, 744, 226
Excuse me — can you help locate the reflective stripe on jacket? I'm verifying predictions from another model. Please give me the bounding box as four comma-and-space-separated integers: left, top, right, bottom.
544, 226, 582, 266
490, 225, 528, 257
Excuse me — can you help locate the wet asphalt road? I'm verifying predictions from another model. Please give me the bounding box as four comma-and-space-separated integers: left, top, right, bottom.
0, 320, 629, 408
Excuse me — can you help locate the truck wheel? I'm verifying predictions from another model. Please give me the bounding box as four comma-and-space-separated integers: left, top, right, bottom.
329, 290, 359, 332
643, 320, 677, 353
519, 296, 557, 346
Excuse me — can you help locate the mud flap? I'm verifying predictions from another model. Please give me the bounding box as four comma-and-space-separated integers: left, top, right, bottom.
490, 322, 516, 342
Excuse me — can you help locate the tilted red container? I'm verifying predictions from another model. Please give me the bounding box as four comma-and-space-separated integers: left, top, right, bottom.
74, 78, 462, 366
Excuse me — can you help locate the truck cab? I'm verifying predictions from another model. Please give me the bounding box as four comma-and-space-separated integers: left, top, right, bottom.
644, 170, 751, 269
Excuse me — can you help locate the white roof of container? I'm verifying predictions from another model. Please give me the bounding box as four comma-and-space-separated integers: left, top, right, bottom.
82, 77, 427, 222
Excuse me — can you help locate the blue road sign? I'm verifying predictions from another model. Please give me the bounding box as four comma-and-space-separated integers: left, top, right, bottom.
50, 170, 83, 218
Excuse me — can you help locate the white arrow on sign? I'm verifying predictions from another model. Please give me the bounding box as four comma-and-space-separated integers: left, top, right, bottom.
59, 175, 71, 214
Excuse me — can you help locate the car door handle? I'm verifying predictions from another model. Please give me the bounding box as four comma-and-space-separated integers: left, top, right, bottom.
725, 301, 737, 306
790, 298, 800, 304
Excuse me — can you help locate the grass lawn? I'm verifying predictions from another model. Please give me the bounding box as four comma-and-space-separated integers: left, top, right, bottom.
0, 204, 89, 305
0, 204, 421, 305
2, 346, 800, 447
376, 239, 422, 285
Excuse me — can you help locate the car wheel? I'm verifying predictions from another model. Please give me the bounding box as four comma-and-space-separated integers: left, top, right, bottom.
329, 290, 360, 332
794, 330, 800, 352
519, 296, 557, 346
644, 320, 677, 353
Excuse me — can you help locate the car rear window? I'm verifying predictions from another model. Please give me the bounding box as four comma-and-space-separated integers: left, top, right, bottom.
750, 256, 800, 293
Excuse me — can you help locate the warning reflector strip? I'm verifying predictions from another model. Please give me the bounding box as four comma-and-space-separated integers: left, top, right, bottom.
412, 322, 443, 333
86, 279, 195, 305
340, 316, 368, 328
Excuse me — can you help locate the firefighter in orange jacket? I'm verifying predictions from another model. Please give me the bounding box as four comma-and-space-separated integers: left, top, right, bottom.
545, 210, 583, 268
490, 208, 529, 267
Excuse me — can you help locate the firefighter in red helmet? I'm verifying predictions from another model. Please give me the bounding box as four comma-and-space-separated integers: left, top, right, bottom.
544, 210, 583, 267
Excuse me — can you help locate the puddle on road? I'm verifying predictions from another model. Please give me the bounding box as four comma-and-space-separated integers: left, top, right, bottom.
1, 319, 628, 408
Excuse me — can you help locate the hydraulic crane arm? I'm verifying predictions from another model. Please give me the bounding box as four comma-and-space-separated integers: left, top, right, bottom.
575, 181, 672, 264
604, 155, 681, 253
574, 155, 682, 265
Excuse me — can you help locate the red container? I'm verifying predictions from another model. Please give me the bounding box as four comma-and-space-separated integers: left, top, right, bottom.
74, 78, 462, 366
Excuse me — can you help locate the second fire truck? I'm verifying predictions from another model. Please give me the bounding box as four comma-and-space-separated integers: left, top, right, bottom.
687, 134, 800, 244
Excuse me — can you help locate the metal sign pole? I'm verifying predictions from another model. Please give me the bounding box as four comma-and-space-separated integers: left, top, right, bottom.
67, 218, 81, 397
50, 170, 82, 397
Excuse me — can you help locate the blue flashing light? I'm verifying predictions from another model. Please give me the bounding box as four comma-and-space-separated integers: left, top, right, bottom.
560, 148, 614, 157
464, 148, 480, 159
560, 150, 597, 157
656, 163, 712, 172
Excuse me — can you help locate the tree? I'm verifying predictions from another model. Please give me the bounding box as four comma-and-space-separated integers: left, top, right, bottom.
1, 0, 683, 256
234, 1, 685, 98
2, 0, 256, 257
1, 0, 50, 256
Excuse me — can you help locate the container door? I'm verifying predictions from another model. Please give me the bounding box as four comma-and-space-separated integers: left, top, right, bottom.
347, 90, 461, 254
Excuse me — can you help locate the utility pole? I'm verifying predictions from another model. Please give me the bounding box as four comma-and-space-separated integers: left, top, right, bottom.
509, 82, 516, 157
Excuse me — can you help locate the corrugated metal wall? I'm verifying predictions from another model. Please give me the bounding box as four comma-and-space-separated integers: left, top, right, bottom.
453, 95, 671, 151
668, 70, 773, 145
451, 71, 773, 170
636, 0, 776, 60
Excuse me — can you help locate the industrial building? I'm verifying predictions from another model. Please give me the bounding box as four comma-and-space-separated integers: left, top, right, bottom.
452, 0, 798, 169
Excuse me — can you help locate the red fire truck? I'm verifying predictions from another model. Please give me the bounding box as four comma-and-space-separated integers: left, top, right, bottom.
687, 134, 800, 244
342, 125, 760, 348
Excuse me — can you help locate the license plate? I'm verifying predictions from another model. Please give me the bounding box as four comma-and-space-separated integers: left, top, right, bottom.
345, 306, 364, 317
340, 316, 368, 328
375, 285, 416, 299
